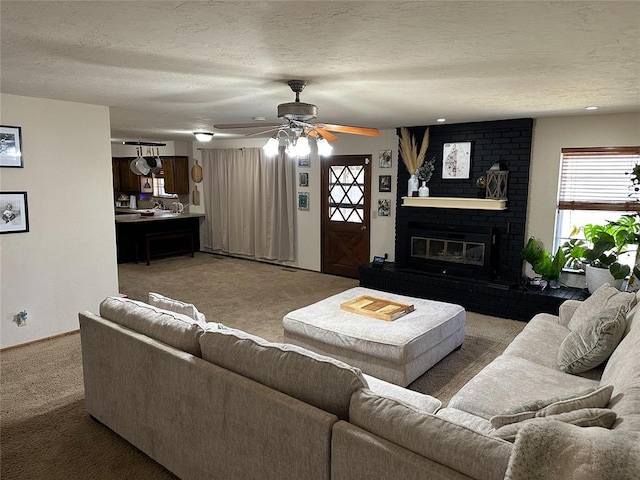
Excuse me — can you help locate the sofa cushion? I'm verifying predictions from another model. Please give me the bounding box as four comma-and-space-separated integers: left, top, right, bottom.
363, 373, 441, 413
199, 325, 367, 420
349, 388, 512, 480
491, 408, 617, 442
489, 384, 613, 429
502, 313, 570, 369
568, 283, 635, 331
148, 292, 206, 323
99, 296, 205, 356
558, 306, 627, 374
600, 304, 640, 430
436, 407, 494, 435
448, 354, 599, 420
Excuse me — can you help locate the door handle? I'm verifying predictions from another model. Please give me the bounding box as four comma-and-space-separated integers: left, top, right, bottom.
361, 225, 367, 231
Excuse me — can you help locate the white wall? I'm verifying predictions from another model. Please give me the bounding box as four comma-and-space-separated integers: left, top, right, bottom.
0, 94, 119, 349
190, 129, 398, 271
528, 113, 640, 246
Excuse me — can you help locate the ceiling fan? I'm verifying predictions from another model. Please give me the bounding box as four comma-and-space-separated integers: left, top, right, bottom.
213, 80, 380, 156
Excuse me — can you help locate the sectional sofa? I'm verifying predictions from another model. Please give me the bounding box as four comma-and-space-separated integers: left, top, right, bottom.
79, 287, 640, 480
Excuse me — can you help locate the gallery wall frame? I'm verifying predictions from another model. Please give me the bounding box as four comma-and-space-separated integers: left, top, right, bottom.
297, 155, 310, 168
1, 191, 29, 234
379, 175, 391, 192
379, 150, 392, 168
442, 142, 472, 179
298, 192, 309, 211
299, 172, 309, 187
0, 125, 23, 168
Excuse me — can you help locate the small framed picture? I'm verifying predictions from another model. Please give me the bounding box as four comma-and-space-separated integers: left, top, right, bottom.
1, 192, 29, 234
379, 175, 391, 192
298, 192, 309, 211
298, 155, 310, 168
1, 126, 23, 168
379, 150, 392, 168
299, 172, 309, 187
377, 199, 391, 217
140, 176, 153, 193
442, 142, 472, 179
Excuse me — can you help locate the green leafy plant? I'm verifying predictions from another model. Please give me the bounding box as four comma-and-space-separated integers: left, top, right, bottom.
561, 215, 640, 280
521, 237, 566, 281
416, 157, 436, 183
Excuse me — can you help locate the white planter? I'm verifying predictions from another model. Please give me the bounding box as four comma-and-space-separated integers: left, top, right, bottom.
585, 265, 624, 294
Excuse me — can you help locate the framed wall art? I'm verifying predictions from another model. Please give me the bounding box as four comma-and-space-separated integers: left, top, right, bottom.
379, 175, 391, 192
377, 199, 391, 217
297, 155, 310, 168
442, 142, 472, 179
0, 125, 23, 168
298, 192, 309, 211
299, 172, 309, 187
1, 192, 29, 234
379, 150, 392, 168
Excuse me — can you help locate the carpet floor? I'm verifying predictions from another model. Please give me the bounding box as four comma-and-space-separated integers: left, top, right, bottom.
1, 253, 525, 479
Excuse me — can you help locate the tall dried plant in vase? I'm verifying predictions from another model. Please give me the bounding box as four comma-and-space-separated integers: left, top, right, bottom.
399, 127, 430, 196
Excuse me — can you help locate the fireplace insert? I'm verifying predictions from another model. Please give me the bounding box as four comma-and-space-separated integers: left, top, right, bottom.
407, 223, 495, 280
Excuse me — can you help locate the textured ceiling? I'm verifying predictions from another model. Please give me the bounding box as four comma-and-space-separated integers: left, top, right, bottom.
1, 1, 638, 142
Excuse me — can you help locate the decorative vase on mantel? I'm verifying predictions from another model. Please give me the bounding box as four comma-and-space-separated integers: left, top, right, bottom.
408, 174, 419, 197
418, 181, 430, 197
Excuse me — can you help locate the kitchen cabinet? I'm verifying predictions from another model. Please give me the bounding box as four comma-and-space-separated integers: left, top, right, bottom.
162, 156, 189, 194
112, 157, 140, 193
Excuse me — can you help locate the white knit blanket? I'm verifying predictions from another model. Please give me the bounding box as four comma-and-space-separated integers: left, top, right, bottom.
505, 420, 640, 480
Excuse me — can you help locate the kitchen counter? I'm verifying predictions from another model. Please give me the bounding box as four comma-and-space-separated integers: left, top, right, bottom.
114, 212, 204, 263
115, 212, 205, 223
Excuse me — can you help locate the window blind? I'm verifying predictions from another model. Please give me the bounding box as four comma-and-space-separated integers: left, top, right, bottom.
558, 147, 640, 211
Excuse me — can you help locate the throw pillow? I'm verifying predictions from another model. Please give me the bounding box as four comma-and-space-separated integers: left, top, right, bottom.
491, 408, 617, 442
490, 384, 614, 429
558, 306, 627, 374
148, 292, 206, 323
568, 283, 635, 331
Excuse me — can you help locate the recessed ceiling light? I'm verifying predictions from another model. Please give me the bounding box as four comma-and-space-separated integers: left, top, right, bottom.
436, 118, 446, 123
584, 106, 599, 110
253, 116, 267, 121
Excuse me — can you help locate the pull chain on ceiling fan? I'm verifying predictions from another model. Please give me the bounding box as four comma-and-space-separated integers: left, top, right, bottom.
213, 80, 380, 157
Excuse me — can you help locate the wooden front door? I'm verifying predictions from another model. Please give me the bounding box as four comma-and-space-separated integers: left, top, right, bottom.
321, 155, 371, 278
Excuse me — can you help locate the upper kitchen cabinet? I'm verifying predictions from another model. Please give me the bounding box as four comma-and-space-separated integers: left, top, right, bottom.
162, 156, 189, 194
112, 157, 140, 193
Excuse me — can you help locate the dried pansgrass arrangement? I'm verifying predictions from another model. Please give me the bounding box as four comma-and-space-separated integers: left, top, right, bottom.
399, 127, 430, 175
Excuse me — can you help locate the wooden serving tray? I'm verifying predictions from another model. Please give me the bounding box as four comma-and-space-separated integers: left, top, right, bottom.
340, 295, 415, 321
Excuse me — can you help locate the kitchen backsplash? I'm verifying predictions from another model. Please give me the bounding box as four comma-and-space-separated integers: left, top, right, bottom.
115, 192, 190, 212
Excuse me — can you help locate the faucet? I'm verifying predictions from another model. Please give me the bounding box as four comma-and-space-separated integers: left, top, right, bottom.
171, 202, 184, 214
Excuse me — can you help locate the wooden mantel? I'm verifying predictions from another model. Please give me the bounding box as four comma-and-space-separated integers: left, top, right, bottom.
401, 196, 507, 210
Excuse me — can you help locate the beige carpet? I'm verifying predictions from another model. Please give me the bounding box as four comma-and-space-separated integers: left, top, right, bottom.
1, 253, 525, 480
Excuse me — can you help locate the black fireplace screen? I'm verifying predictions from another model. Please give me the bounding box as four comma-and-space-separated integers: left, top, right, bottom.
411, 237, 485, 266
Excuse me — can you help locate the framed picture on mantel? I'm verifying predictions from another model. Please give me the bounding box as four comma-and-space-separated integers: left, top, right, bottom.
442, 142, 471, 179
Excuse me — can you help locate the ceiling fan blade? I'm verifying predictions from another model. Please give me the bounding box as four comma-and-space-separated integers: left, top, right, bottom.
245, 126, 283, 137
317, 123, 380, 137
309, 127, 339, 143
213, 122, 282, 129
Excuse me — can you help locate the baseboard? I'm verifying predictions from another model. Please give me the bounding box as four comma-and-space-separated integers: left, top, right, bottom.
0, 329, 80, 352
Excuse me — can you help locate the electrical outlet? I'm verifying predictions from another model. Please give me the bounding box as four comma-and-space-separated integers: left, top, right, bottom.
372, 209, 378, 218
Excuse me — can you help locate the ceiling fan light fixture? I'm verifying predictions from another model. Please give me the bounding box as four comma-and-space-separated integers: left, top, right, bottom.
263, 136, 280, 156
316, 137, 334, 157
286, 135, 311, 157
194, 132, 214, 142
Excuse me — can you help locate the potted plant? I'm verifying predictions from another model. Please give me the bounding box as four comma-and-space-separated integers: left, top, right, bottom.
562, 215, 640, 293
521, 237, 566, 289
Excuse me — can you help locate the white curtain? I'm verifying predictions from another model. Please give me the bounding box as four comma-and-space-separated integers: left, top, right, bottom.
201, 147, 295, 262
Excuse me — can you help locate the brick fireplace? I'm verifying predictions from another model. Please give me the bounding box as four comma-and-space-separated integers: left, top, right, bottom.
360, 118, 587, 320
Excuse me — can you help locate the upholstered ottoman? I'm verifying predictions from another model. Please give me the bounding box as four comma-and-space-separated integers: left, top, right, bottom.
283, 287, 466, 386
